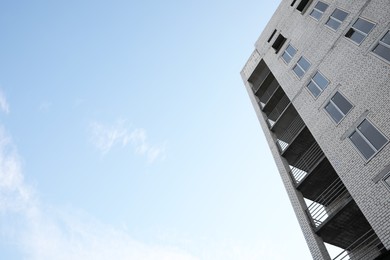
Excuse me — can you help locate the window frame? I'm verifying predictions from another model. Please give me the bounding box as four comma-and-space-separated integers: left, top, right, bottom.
325, 8, 348, 31
348, 119, 389, 161
345, 17, 375, 45
306, 71, 329, 98
324, 91, 353, 124
272, 34, 287, 53
371, 29, 390, 64
309, 1, 329, 21
382, 172, 390, 192
292, 56, 311, 79
281, 44, 297, 64
296, 0, 313, 14
291, 0, 297, 7
267, 29, 277, 43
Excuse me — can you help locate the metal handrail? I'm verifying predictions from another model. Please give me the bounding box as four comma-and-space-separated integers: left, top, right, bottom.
276, 115, 305, 152
333, 229, 385, 260
259, 83, 280, 109
288, 142, 324, 184
312, 177, 347, 205
253, 70, 271, 93
267, 95, 290, 127
306, 178, 351, 227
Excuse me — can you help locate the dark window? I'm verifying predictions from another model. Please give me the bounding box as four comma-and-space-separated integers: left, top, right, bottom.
291, 0, 297, 7
349, 119, 388, 160
293, 56, 310, 78
307, 71, 329, 97
310, 1, 329, 21
268, 29, 277, 43
272, 34, 287, 53
281, 44, 297, 64
372, 30, 390, 63
296, 0, 312, 12
345, 18, 375, 44
324, 91, 352, 123
326, 9, 348, 30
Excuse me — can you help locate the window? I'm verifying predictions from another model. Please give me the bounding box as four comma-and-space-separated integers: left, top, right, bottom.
326, 9, 348, 30
293, 56, 310, 78
310, 1, 329, 21
372, 30, 390, 63
268, 29, 277, 43
272, 34, 287, 53
345, 18, 375, 44
281, 44, 297, 64
307, 71, 329, 97
324, 92, 352, 123
383, 173, 390, 190
291, 0, 297, 7
296, 0, 312, 12
349, 119, 388, 160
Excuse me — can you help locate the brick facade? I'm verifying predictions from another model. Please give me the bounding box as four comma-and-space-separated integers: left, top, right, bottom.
241, 0, 390, 259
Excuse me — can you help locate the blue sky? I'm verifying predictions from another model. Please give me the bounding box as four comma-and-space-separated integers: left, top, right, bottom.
0, 1, 313, 259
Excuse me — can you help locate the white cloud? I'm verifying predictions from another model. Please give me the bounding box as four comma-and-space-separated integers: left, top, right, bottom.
0, 90, 10, 114
88, 120, 166, 163
0, 127, 34, 214
0, 125, 195, 260
0, 124, 288, 260
19, 209, 199, 260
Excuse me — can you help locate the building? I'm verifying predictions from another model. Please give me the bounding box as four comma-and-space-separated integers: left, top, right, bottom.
240, 0, 390, 259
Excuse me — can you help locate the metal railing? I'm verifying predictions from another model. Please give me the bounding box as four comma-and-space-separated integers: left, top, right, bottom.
333, 229, 385, 260
306, 178, 350, 228
288, 142, 324, 185
276, 115, 305, 153
259, 82, 280, 109
267, 95, 290, 128
252, 70, 271, 93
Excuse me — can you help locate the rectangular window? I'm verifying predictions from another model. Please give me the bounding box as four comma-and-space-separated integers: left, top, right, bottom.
372, 30, 390, 63
349, 119, 388, 160
267, 29, 277, 43
272, 34, 287, 53
291, 0, 297, 7
310, 1, 329, 21
345, 18, 375, 44
307, 71, 329, 97
326, 8, 348, 30
296, 0, 312, 12
324, 91, 352, 123
281, 44, 297, 64
293, 56, 310, 78
384, 173, 390, 190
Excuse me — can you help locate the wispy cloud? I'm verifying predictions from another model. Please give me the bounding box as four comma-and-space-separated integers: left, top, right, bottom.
0, 127, 34, 214
88, 120, 166, 163
0, 124, 287, 260
0, 90, 10, 114
0, 125, 195, 260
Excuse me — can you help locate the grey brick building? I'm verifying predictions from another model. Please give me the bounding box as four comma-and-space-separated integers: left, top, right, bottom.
241, 0, 390, 259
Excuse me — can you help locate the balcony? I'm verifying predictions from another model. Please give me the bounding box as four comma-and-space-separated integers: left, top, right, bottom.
266, 94, 291, 128
259, 84, 281, 110
253, 71, 271, 94
288, 142, 324, 183
248, 60, 271, 94
305, 179, 375, 249
296, 158, 340, 202
276, 115, 306, 153
257, 78, 280, 110
306, 178, 351, 228
280, 125, 316, 165
333, 229, 385, 260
